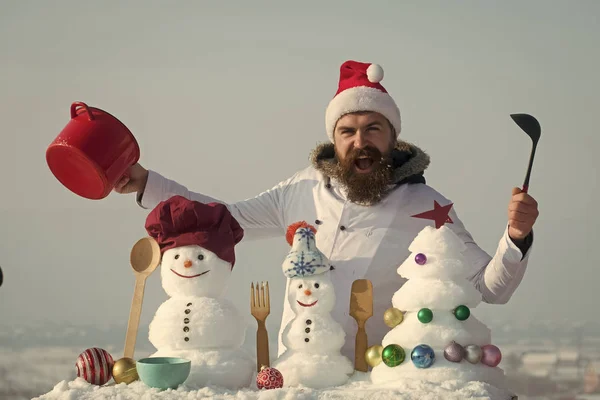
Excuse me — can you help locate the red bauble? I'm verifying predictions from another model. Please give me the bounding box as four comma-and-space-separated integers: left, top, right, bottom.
256, 366, 284, 389
75, 347, 114, 385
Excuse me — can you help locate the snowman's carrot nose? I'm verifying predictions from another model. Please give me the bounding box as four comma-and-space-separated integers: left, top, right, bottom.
184, 260, 193, 268
304, 289, 312, 296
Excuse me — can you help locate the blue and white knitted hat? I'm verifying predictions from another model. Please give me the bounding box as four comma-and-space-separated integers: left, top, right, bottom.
282, 221, 333, 279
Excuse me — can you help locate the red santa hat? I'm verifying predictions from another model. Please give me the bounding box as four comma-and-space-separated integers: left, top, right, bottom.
145, 196, 244, 268
325, 60, 401, 143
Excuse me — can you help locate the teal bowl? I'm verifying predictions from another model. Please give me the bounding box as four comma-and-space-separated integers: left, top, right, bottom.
136, 357, 191, 390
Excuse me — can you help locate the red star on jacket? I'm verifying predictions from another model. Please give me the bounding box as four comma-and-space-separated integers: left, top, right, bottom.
411, 201, 454, 229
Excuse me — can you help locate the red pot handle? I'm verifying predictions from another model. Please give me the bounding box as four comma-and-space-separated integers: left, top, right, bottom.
70, 102, 95, 121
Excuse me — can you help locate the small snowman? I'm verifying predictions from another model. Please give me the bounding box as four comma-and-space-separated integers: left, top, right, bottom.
145, 195, 254, 390
272, 221, 353, 389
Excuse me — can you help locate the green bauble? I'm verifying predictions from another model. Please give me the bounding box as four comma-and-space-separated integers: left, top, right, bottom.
454, 305, 471, 321
417, 308, 433, 323
382, 344, 406, 367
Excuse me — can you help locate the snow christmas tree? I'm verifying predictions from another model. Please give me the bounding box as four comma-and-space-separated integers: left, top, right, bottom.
369, 222, 506, 388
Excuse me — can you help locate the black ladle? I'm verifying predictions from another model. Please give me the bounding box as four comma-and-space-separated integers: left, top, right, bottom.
510, 113, 541, 193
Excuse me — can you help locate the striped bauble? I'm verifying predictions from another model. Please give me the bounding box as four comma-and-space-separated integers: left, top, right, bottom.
75, 347, 114, 385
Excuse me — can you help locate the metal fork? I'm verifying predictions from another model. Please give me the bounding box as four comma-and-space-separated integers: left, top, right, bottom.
250, 281, 270, 372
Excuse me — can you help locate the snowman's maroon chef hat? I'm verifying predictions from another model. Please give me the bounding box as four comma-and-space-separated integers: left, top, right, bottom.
145, 195, 244, 268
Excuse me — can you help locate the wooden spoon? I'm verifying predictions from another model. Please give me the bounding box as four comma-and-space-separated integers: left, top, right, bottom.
124, 237, 161, 359
349, 279, 373, 372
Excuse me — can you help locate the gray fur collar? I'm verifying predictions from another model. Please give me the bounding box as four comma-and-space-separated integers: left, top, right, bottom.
310, 141, 430, 185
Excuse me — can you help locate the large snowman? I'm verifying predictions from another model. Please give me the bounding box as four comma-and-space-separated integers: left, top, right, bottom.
144, 195, 254, 390
272, 222, 354, 389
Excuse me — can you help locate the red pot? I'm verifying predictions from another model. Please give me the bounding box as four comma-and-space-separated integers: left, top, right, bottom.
46, 102, 140, 200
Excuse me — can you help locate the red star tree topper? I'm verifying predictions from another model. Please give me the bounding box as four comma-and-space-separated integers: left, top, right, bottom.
411, 200, 454, 228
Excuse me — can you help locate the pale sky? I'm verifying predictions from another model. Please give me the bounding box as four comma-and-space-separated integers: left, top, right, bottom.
0, 0, 598, 340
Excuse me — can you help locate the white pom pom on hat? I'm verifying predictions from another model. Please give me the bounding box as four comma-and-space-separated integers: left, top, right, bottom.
366, 63, 384, 83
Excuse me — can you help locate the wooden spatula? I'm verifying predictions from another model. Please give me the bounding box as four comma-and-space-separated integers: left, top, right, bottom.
349, 279, 373, 372
124, 237, 161, 359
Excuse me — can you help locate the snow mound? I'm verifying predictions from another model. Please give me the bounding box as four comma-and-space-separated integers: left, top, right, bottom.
272, 350, 353, 389
392, 278, 482, 310
397, 255, 473, 280
371, 355, 507, 388
381, 312, 491, 349
150, 348, 254, 390
408, 226, 467, 256
149, 297, 247, 351
34, 373, 516, 400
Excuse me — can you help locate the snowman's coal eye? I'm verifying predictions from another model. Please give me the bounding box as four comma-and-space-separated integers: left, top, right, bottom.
298, 284, 303, 289
174, 254, 180, 260
197, 254, 204, 260
314, 283, 320, 289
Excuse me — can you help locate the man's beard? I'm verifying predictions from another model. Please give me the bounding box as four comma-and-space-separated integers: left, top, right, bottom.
332, 146, 394, 206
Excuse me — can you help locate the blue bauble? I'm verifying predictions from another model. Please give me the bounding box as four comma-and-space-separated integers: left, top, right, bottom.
411, 344, 436, 368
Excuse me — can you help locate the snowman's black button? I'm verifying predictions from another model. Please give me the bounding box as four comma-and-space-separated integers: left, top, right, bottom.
184, 337, 189, 342
340, 225, 346, 231
306, 319, 312, 325
305, 328, 310, 333
305, 338, 310, 342
315, 219, 322, 225
185, 309, 191, 314
183, 327, 189, 332
184, 318, 190, 323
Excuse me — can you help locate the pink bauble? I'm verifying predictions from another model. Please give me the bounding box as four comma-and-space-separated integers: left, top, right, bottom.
443, 341, 465, 363
256, 366, 284, 389
481, 344, 502, 367
75, 347, 114, 385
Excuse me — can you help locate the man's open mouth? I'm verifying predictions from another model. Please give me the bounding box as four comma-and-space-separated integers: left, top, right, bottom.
171, 269, 210, 279
355, 156, 374, 171
297, 300, 318, 307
